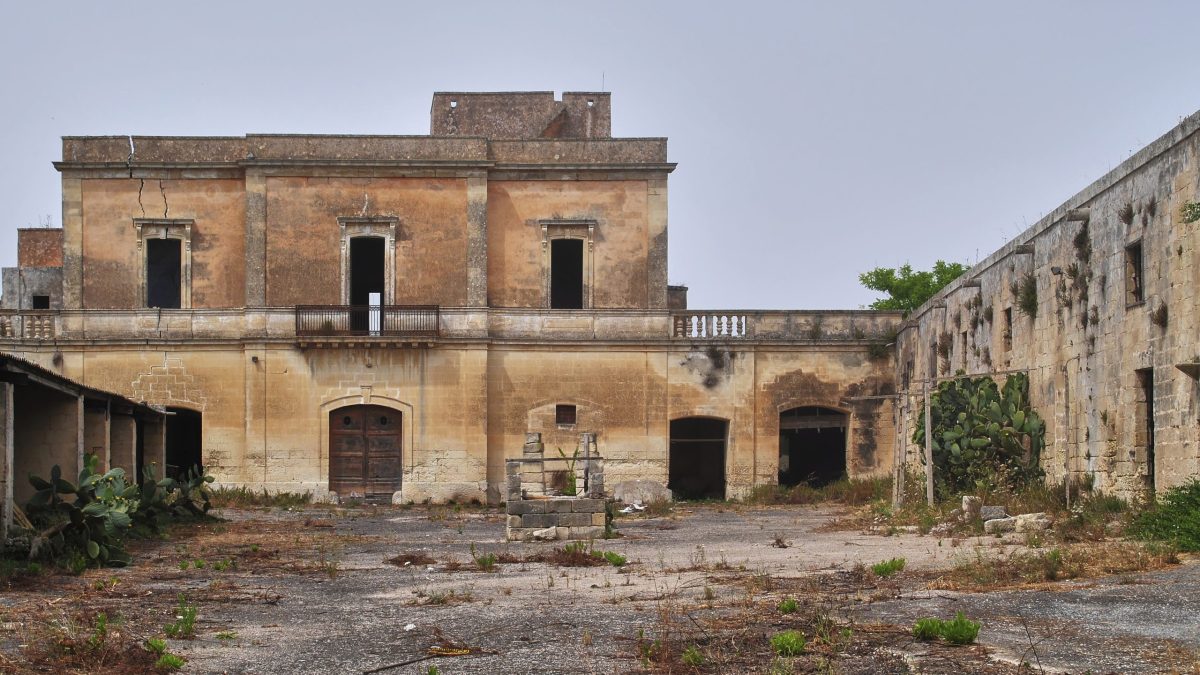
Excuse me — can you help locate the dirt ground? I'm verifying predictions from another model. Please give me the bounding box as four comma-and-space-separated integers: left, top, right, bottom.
1, 503, 1197, 674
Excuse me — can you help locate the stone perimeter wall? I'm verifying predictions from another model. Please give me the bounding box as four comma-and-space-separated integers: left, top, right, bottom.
897, 110, 1200, 496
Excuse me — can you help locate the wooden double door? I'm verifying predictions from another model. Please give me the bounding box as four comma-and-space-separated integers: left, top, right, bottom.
329, 405, 402, 500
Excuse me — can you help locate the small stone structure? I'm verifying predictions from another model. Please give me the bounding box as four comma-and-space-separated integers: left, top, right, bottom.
506, 432, 608, 541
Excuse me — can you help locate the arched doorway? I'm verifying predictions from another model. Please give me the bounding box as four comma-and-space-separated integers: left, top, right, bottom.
779, 406, 847, 487
165, 407, 203, 480
329, 405, 402, 500
668, 417, 727, 500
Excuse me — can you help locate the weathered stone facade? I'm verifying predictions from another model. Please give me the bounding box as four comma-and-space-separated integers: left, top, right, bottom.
6, 91, 1191, 503
0, 92, 901, 504
896, 110, 1200, 497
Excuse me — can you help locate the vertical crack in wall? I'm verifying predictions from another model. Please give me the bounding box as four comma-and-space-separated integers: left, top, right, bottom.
159, 180, 169, 218
137, 179, 146, 217
359, 191, 370, 217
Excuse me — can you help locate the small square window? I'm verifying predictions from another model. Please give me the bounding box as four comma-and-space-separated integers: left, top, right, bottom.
1125, 241, 1144, 306
31, 295, 50, 309
555, 404, 577, 426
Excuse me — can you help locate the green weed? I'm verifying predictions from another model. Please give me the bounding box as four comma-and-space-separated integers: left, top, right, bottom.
770, 630, 806, 656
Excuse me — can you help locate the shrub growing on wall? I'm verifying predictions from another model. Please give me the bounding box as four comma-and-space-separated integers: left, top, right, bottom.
913, 373, 1045, 495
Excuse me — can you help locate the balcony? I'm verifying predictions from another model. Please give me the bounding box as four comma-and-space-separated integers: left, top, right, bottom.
294, 305, 439, 346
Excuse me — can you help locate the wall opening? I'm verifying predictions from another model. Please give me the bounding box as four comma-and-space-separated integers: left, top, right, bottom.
31, 295, 50, 309
1125, 241, 1144, 306
135, 418, 146, 484
146, 238, 182, 309
1135, 368, 1155, 494
164, 407, 202, 480
668, 417, 726, 500
12, 384, 79, 506
329, 405, 402, 501
550, 238, 584, 309
350, 236, 386, 331
555, 404, 577, 426
778, 407, 848, 487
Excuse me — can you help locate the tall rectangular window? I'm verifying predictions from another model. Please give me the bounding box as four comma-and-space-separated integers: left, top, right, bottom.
1002, 307, 1013, 352
1125, 241, 1144, 306
146, 238, 182, 309
550, 238, 584, 309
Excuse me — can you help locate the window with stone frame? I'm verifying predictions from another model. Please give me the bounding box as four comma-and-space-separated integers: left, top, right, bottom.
135, 219, 192, 309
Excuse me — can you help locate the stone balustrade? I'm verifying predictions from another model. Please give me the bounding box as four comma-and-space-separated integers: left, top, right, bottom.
0, 312, 57, 340
0, 307, 901, 345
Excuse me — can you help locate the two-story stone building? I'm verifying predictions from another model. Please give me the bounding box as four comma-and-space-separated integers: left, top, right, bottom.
0, 92, 900, 504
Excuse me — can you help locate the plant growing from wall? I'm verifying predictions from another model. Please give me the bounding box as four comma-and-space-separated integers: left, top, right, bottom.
912, 373, 1045, 495
1182, 201, 1200, 224
1150, 302, 1168, 328
1118, 202, 1135, 226
1016, 272, 1038, 319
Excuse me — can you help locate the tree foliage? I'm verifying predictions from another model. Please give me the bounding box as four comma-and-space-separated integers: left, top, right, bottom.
859, 261, 969, 314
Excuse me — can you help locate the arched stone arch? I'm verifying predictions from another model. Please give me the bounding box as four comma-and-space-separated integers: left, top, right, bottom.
777, 403, 851, 487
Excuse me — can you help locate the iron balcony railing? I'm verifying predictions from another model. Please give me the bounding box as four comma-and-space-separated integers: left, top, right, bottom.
295, 305, 440, 338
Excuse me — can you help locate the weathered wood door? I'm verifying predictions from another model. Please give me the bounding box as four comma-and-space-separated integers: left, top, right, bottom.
329, 406, 401, 499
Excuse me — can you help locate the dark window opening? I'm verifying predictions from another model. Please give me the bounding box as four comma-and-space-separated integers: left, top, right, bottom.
1125, 241, 1144, 306
550, 238, 584, 309
165, 407, 202, 481
961, 331, 968, 369
1003, 308, 1013, 351
350, 237, 386, 331
1135, 368, 1155, 494
778, 407, 848, 488
31, 295, 50, 309
146, 238, 182, 309
668, 417, 726, 500
556, 404, 577, 426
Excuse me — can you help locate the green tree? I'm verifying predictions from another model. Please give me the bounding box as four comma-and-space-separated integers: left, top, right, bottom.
859, 261, 969, 314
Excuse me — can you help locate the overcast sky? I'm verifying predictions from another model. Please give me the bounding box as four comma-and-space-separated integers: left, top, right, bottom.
1, 1, 1198, 309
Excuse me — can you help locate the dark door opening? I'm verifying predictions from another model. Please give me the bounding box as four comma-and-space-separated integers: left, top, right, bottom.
1136, 368, 1155, 494
550, 238, 584, 309
165, 407, 202, 481
779, 406, 847, 487
330, 405, 402, 501
146, 238, 182, 308
668, 417, 726, 500
135, 419, 145, 484
350, 237, 386, 331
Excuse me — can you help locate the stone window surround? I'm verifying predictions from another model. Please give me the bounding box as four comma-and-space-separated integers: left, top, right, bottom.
339, 216, 398, 306
134, 218, 193, 309
540, 218, 595, 309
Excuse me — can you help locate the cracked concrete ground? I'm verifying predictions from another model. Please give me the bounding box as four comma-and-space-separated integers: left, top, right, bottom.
2, 504, 1196, 673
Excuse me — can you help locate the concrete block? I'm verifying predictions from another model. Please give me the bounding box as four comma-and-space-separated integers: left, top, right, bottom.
984, 517, 1016, 534
507, 500, 545, 515
572, 498, 605, 513
565, 526, 604, 540
521, 513, 557, 528
546, 499, 575, 513
555, 513, 592, 527
591, 512, 606, 527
